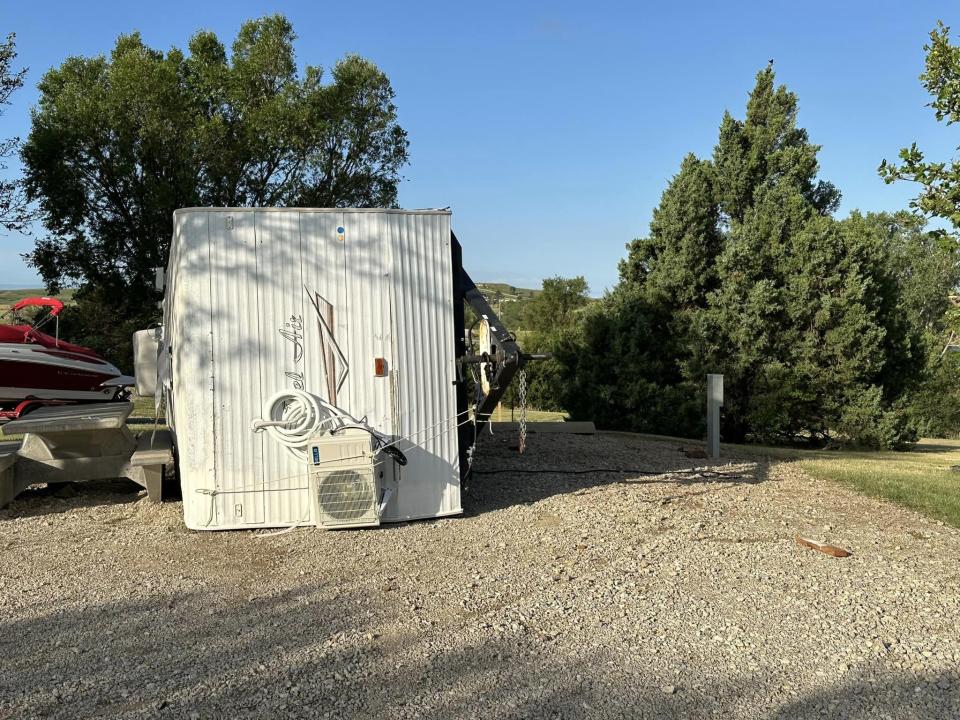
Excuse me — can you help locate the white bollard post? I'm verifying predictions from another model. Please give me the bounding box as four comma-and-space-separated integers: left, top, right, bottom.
707, 374, 723, 460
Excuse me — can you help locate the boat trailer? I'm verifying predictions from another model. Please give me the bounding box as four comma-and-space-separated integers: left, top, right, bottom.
0, 402, 173, 509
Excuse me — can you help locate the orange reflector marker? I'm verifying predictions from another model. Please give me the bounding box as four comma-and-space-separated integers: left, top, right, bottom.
374, 357, 388, 376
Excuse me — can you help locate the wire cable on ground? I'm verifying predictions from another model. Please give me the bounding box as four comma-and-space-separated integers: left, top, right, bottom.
253, 513, 313, 538
471, 468, 744, 479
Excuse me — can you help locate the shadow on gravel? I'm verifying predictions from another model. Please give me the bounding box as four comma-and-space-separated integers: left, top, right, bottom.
769, 671, 960, 719
0, 585, 366, 719
2, 581, 958, 719
3, 426, 769, 523
466, 433, 772, 516
0, 478, 146, 521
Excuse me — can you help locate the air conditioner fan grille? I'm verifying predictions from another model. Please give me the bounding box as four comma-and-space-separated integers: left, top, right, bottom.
315, 469, 376, 523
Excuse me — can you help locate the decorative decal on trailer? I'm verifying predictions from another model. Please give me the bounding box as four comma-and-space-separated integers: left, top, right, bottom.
279, 313, 305, 390
306, 288, 349, 405
279, 287, 350, 404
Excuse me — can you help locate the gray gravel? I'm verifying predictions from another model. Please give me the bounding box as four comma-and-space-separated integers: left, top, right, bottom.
2, 432, 959, 719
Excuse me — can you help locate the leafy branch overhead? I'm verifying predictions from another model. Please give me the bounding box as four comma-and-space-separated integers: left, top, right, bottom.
880, 21, 960, 227
0, 32, 33, 233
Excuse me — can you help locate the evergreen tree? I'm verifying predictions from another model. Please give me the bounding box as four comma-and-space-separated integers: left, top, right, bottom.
703, 70, 916, 445
558, 287, 702, 436
714, 66, 840, 224
560, 155, 722, 435
563, 66, 934, 448
620, 154, 722, 309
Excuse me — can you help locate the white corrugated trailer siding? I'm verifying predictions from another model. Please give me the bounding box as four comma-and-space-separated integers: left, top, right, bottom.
162, 208, 460, 530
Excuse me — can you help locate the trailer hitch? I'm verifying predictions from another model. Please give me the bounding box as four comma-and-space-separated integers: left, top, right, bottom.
455, 267, 548, 427
450, 232, 550, 478
457, 350, 548, 386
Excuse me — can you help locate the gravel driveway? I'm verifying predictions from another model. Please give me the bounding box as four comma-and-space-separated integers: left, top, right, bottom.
1, 432, 958, 719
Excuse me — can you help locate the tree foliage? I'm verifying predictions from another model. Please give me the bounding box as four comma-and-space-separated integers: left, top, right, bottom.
880, 21, 960, 227
557, 287, 702, 435
0, 32, 32, 233
561, 67, 958, 448
620, 154, 722, 307
518, 276, 590, 411
22, 15, 409, 368
714, 67, 840, 223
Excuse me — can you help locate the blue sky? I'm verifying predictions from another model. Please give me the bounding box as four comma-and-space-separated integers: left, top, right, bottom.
0, 0, 956, 293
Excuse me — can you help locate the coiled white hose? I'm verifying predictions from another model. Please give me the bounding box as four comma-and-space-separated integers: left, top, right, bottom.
250, 390, 348, 462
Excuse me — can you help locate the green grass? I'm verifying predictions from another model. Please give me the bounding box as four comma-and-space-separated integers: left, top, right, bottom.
131, 394, 164, 421
611, 431, 960, 528
794, 440, 960, 529
494, 406, 567, 422
721, 438, 960, 529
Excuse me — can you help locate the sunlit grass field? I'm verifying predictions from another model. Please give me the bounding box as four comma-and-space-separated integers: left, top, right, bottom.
0, 288, 74, 315
492, 406, 567, 422
724, 438, 960, 529
612, 431, 960, 528
793, 440, 960, 528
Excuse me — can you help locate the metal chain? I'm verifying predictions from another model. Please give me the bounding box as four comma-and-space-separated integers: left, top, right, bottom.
518, 369, 527, 454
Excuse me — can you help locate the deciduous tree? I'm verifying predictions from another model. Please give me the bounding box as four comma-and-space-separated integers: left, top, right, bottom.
22, 15, 409, 367
519, 276, 590, 411
880, 21, 960, 227
0, 32, 32, 233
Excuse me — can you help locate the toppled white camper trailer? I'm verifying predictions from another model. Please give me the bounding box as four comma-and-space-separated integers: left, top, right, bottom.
146, 208, 525, 530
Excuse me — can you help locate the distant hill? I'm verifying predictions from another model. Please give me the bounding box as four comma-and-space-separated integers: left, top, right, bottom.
0, 288, 75, 315
474, 283, 540, 329
474, 281, 598, 337
475, 282, 540, 301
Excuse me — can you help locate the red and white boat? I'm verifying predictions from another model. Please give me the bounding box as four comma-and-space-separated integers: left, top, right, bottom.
0, 297, 131, 420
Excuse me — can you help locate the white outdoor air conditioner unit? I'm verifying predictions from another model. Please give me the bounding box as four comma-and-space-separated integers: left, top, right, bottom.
308, 429, 381, 529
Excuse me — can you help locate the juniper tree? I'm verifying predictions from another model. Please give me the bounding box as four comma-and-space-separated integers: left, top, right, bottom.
564, 67, 929, 447
701, 70, 919, 445
714, 66, 839, 224
619, 153, 722, 309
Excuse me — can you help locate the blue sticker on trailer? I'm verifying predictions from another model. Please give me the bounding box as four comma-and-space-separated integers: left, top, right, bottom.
312, 446, 320, 465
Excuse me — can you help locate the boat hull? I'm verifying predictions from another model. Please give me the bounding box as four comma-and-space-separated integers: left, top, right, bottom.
0, 344, 123, 403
